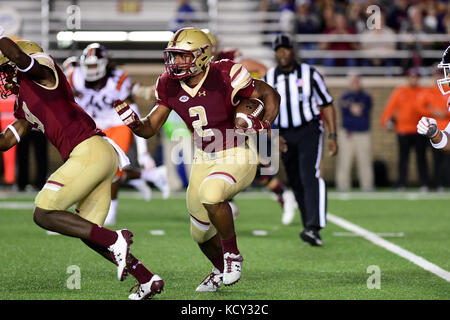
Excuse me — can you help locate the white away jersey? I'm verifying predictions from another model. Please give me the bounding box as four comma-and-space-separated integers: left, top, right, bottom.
69, 67, 133, 129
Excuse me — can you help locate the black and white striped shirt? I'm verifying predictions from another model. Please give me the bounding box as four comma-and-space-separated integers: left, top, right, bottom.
263, 62, 333, 129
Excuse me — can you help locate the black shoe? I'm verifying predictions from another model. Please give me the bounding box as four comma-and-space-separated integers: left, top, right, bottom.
300, 229, 323, 246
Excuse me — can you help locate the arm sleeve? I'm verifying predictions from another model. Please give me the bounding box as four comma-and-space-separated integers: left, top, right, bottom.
229, 63, 255, 103
155, 75, 171, 109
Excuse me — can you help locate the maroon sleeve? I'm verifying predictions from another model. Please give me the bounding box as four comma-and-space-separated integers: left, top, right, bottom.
236, 79, 255, 99
155, 73, 170, 108
13, 98, 25, 120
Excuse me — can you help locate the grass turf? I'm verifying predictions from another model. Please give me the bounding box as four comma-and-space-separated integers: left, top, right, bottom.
0, 191, 449, 300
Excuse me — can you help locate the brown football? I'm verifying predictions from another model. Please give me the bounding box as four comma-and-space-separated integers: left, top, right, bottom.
234, 98, 265, 129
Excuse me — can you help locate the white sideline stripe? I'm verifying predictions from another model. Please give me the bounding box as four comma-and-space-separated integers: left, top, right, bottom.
0, 202, 35, 209
327, 213, 450, 283
333, 231, 405, 238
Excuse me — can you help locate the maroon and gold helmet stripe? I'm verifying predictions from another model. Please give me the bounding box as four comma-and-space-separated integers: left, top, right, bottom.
170, 29, 184, 47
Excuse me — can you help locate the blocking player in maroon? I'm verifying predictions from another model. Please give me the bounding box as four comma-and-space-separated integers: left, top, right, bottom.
115, 27, 280, 291
0, 33, 163, 300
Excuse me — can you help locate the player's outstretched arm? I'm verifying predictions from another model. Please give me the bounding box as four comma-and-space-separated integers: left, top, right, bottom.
0, 119, 31, 151
0, 35, 55, 85
114, 100, 171, 139
250, 79, 280, 126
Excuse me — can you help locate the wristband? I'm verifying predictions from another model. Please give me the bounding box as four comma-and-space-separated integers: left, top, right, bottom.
17, 57, 35, 73
328, 133, 337, 140
6, 124, 20, 143
430, 131, 448, 149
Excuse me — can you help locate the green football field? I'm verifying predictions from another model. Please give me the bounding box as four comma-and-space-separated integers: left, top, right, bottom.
0, 189, 449, 300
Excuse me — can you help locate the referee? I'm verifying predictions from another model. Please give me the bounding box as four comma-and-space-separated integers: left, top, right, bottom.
263, 34, 338, 246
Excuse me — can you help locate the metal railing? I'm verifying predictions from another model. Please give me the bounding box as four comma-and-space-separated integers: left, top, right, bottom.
6, 0, 450, 75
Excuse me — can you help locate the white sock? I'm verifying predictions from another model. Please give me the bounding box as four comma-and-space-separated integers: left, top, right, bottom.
104, 199, 118, 225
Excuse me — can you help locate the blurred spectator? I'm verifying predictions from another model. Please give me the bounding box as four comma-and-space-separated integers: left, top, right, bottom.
296, 0, 321, 34
336, 72, 374, 192
279, 0, 297, 34
169, 0, 196, 32
320, 5, 336, 32
400, 5, 436, 67
423, 1, 439, 31
380, 68, 429, 190
387, 0, 410, 32
403, 5, 437, 35
346, 1, 366, 33
360, 11, 397, 70
295, 0, 321, 64
416, 65, 450, 190
437, 2, 450, 37
320, 13, 359, 67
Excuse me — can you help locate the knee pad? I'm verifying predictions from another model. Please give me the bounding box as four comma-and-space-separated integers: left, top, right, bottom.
198, 178, 230, 205
35, 188, 61, 211
190, 217, 217, 244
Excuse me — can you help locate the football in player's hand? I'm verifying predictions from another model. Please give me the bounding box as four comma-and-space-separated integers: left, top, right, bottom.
234, 98, 265, 129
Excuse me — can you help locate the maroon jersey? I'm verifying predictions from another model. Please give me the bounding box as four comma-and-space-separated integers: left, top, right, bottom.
156, 59, 255, 151
14, 53, 104, 162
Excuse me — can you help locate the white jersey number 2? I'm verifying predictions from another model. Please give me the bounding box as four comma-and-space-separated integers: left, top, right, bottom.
189, 106, 214, 137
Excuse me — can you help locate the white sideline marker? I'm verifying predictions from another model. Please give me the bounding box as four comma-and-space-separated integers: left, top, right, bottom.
149, 230, 165, 236
333, 232, 405, 238
252, 230, 268, 236
327, 213, 450, 283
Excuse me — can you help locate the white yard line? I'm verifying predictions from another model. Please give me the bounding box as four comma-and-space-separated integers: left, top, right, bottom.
333, 231, 405, 237
0, 202, 35, 209
327, 213, 450, 283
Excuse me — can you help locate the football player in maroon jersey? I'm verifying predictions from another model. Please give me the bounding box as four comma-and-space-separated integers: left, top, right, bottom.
0, 30, 163, 300
206, 31, 298, 225
115, 27, 280, 291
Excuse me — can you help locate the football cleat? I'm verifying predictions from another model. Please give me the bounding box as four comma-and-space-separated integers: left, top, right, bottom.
196, 267, 223, 292
108, 229, 134, 281
223, 252, 243, 286
128, 274, 164, 300
281, 189, 297, 225
300, 229, 323, 247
